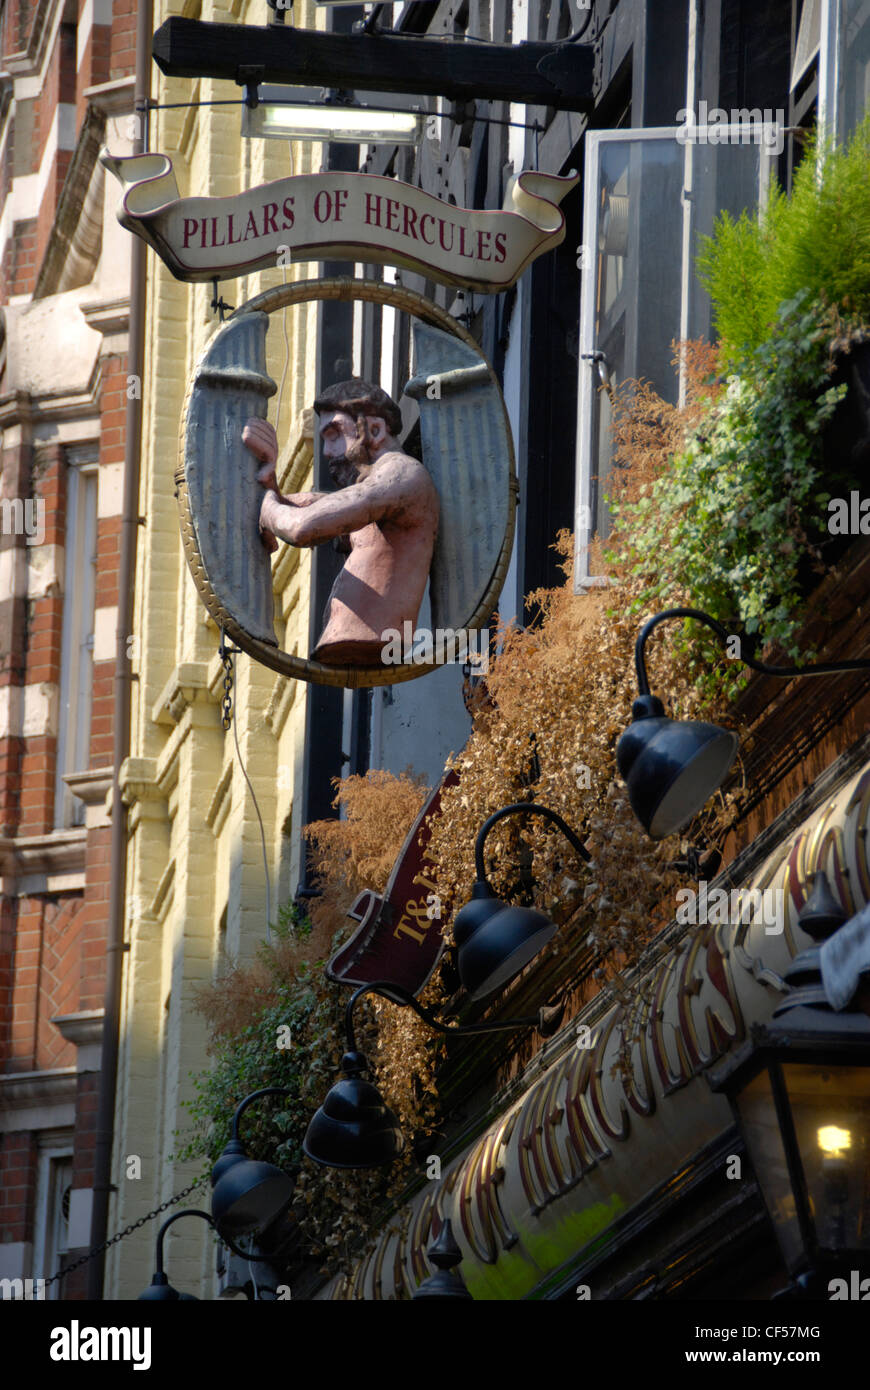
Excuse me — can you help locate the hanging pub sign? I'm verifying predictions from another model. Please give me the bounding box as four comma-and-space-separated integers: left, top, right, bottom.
101, 152, 578, 294
101, 155, 571, 687
174, 276, 518, 688
328, 768, 459, 998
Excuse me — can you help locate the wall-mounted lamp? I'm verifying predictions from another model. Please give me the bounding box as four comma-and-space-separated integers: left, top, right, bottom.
241, 83, 424, 145
617, 607, 870, 839
139, 1207, 279, 1300
139, 1209, 216, 1301
210, 1086, 295, 1239
303, 980, 564, 1168
452, 802, 592, 1000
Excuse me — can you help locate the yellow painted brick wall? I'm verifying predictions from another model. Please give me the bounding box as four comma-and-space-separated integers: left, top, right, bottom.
107, 0, 323, 1300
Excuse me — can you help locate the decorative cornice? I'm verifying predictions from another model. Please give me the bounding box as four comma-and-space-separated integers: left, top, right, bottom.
51, 1010, 104, 1048
119, 757, 163, 808
0, 1068, 76, 1107
79, 296, 130, 339
151, 661, 213, 727
63, 767, 113, 806
82, 76, 137, 117
0, 389, 34, 432
0, 376, 100, 430
0, 828, 87, 878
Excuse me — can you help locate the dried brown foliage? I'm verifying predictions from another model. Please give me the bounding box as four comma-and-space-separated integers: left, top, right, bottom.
427, 346, 742, 1029
303, 768, 429, 938
190, 768, 443, 1273
304, 769, 443, 1139
193, 926, 331, 1046
606, 340, 721, 513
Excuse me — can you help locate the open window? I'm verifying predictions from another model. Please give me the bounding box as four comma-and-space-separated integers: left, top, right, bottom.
573, 126, 781, 590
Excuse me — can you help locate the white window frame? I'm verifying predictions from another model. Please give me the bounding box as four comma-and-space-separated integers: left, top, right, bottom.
32, 1142, 74, 1298
573, 125, 779, 592
54, 451, 98, 828
819, 0, 842, 139
821, 0, 870, 141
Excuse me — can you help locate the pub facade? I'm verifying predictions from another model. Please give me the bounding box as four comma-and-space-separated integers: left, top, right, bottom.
71, 0, 870, 1301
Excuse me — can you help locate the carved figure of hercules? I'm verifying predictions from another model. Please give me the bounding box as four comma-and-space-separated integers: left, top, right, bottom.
243, 380, 439, 667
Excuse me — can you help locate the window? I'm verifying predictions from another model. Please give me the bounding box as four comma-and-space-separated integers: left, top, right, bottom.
32, 1148, 74, 1297
55, 449, 98, 827
573, 127, 780, 589
836, 0, 870, 138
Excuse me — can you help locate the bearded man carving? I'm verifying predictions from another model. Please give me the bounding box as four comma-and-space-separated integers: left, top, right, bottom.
244, 379, 439, 666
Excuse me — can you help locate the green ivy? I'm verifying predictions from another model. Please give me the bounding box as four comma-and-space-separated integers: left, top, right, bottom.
697, 113, 870, 369
175, 956, 339, 1176
608, 295, 850, 697
173, 907, 405, 1269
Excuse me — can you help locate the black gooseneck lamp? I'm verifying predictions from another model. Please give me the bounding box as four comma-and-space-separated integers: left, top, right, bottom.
617, 607, 870, 840
303, 979, 565, 1169
139, 1209, 216, 1301
452, 802, 593, 1000
139, 1207, 279, 1300
210, 1086, 296, 1240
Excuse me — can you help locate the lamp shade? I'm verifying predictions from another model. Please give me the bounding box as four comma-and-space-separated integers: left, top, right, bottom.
454, 881, 557, 1000
303, 1052, 404, 1169
617, 695, 738, 839
211, 1149, 295, 1240
138, 1272, 182, 1301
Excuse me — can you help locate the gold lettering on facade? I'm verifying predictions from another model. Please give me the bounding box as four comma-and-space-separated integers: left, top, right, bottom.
588, 1011, 631, 1142
703, 922, 745, 1054
409, 1183, 439, 1286
647, 952, 693, 1096
814, 825, 855, 915
517, 1065, 573, 1212
850, 767, 870, 901
562, 1043, 612, 1171
618, 993, 656, 1118
675, 930, 713, 1068
390, 1208, 414, 1300
338, 764, 870, 1299
458, 1115, 517, 1263
401, 1159, 461, 1293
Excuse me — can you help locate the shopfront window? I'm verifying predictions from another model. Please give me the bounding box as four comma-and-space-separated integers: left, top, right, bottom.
573, 128, 780, 588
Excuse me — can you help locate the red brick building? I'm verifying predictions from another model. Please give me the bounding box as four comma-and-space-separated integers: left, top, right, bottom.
0, 0, 139, 1299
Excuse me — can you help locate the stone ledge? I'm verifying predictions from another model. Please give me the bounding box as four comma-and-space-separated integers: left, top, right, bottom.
0, 828, 87, 879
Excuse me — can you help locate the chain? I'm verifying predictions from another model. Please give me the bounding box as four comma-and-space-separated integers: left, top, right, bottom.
221, 652, 234, 730
40, 1174, 208, 1291
219, 629, 238, 731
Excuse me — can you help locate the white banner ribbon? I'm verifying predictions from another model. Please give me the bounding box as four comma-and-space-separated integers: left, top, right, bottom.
101, 150, 578, 293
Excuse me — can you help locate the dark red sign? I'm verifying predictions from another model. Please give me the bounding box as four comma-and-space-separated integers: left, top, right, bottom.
327, 768, 459, 997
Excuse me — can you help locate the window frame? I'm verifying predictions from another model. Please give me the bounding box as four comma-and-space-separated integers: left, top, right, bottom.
54, 448, 98, 828
572, 125, 780, 592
